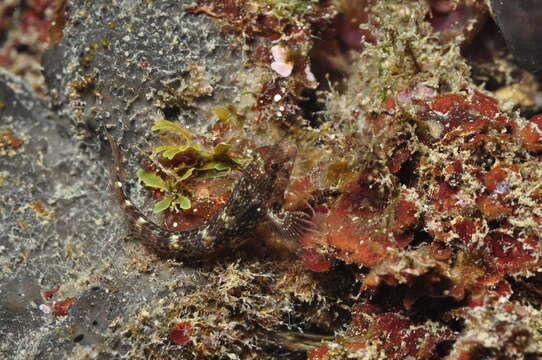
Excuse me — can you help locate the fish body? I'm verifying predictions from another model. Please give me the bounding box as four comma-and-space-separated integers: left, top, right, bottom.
106, 133, 297, 261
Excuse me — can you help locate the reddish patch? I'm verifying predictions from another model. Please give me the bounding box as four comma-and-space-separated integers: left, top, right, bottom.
470, 91, 499, 118
484, 165, 517, 194
486, 233, 534, 272
530, 114, 542, 131
30, 201, 52, 218
323, 174, 422, 266
291, 177, 313, 193
153, 190, 163, 199
326, 177, 389, 266
429, 242, 453, 260
431, 182, 459, 210
516, 115, 542, 151
454, 219, 478, 244
383, 95, 396, 111
349, 310, 455, 360
301, 248, 331, 272
41, 285, 60, 301
163, 197, 224, 231
387, 149, 410, 173
170, 321, 193, 346
393, 199, 418, 232
430, 94, 466, 113
52, 297, 77, 317
495, 280, 512, 298
476, 196, 512, 219
308, 346, 329, 360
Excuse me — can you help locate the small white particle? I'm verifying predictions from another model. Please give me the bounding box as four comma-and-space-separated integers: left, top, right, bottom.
124, 200, 133, 207
115, 181, 123, 188
273, 94, 282, 102
170, 235, 180, 244
39, 304, 51, 314
172, 222, 178, 228
136, 217, 147, 225
169, 235, 180, 249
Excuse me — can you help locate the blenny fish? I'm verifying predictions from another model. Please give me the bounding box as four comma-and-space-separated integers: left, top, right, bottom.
106, 132, 298, 261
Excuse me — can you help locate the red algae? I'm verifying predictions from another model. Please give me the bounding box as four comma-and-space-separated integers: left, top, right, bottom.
308, 346, 329, 360
300, 248, 332, 272
41, 285, 60, 301
170, 322, 193, 346
296, 85, 542, 360
52, 297, 77, 317
184, 4, 542, 357
323, 302, 457, 360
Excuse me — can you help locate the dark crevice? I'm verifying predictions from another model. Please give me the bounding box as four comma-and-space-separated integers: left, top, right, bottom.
469, 345, 496, 360
434, 339, 456, 358
408, 230, 433, 249
162, 105, 182, 121
508, 274, 542, 308
465, 17, 542, 118
464, 19, 511, 92
487, 218, 505, 230
396, 156, 419, 187
0, 30, 7, 47
263, 346, 307, 360
446, 317, 466, 333
297, 6, 372, 129
15, 43, 32, 54
370, 275, 466, 322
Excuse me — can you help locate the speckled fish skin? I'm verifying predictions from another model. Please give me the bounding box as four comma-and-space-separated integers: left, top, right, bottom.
490, 0, 542, 73
106, 133, 297, 262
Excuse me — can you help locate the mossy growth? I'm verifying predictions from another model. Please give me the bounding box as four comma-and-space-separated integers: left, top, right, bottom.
264, 0, 319, 18
103, 260, 338, 359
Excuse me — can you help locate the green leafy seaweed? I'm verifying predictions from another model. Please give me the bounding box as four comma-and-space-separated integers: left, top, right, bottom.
153, 195, 174, 213
136, 169, 167, 190
151, 118, 193, 141
143, 113, 254, 214
175, 196, 192, 210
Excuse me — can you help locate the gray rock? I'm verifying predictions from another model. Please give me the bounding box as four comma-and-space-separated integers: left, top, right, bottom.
0, 1, 248, 358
